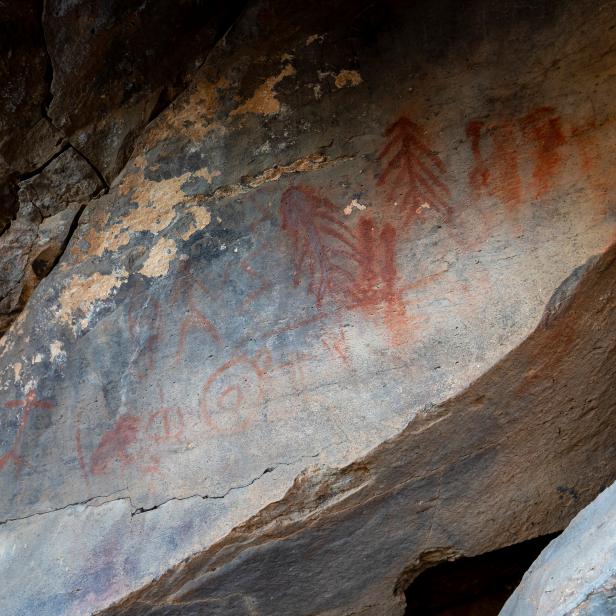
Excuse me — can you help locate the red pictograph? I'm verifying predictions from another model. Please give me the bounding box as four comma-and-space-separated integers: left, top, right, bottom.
280, 186, 357, 307
280, 186, 412, 344
200, 352, 269, 434
173, 260, 222, 362
349, 217, 410, 344
90, 414, 140, 475
466, 120, 490, 196
520, 106, 566, 199
492, 120, 522, 210
144, 406, 185, 445
466, 106, 567, 211
321, 328, 351, 366
87, 401, 185, 477
0, 389, 53, 474
377, 117, 452, 226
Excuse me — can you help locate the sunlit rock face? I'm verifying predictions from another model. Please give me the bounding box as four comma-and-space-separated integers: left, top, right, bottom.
502, 482, 616, 616
0, 0, 615, 614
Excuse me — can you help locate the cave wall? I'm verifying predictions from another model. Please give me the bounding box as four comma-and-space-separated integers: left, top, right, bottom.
502, 481, 616, 615
0, 0, 615, 614
0, 0, 246, 334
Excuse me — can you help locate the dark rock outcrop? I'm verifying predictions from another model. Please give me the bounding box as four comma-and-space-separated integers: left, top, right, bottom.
0, 148, 104, 335
43, 0, 247, 183
0, 0, 247, 333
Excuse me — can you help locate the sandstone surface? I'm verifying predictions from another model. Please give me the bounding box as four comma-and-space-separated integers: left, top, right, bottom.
0, 1, 614, 614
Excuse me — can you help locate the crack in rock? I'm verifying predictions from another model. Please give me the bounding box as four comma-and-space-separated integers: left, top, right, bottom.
130, 451, 326, 517
0, 488, 130, 527
0, 450, 329, 525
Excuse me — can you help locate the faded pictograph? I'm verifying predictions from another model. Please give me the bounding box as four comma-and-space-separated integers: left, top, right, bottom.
0, 389, 53, 475
466, 106, 593, 221
172, 259, 222, 363
78, 390, 187, 480
2, 104, 603, 487
280, 186, 356, 308
201, 350, 272, 434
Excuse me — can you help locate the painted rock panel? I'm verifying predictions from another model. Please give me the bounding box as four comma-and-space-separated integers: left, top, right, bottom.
0, 0, 615, 614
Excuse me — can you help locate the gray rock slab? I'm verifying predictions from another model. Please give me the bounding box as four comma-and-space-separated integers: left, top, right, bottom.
501, 482, 616, 616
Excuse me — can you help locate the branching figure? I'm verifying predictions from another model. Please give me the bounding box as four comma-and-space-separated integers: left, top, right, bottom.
280, 186, 357, 307
378, 117, 452, 225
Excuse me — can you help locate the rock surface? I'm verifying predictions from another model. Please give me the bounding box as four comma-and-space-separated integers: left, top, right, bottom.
0, 0, 614, 614
43, 0, 247, 183
0, 148, 104, 335
0, 0, 247, 331
502, 481, 616, 615
0, 0, 59, 232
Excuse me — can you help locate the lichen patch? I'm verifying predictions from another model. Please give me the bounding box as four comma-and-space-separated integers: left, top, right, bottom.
119, 169, 192, 209
83, 166, 215, 257
139, 78, 228, 148
139, 238, 177, 278
194, 167, 221, 184
230, 64, 296, 117
334, 69, 363, 89
57, 269, 128, 328
181, 205, 212, 241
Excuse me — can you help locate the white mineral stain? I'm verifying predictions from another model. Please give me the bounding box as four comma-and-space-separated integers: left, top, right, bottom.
344, 199, 367, 216
49, 340, 66, 363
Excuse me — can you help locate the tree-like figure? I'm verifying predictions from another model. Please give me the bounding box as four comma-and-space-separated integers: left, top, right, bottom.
280, 186, 357, 307
378, 117, 452, 226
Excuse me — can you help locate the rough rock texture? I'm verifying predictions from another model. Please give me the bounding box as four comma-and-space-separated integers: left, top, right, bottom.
0, 0, 615, 614
0, 148, 104, 335
43, 0, 247, 183
0, 0, 62, 232
502, 481, 616, 615
0, 0, 247, 330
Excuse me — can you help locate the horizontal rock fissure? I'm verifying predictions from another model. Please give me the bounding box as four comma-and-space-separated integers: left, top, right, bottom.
0, 488, 130, 527
130, 451, 329, 517
198, 153, 355, 203
0, 452, 328, 525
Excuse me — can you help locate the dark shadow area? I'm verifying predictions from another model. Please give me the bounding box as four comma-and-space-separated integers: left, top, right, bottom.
404, 532, 560, 615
